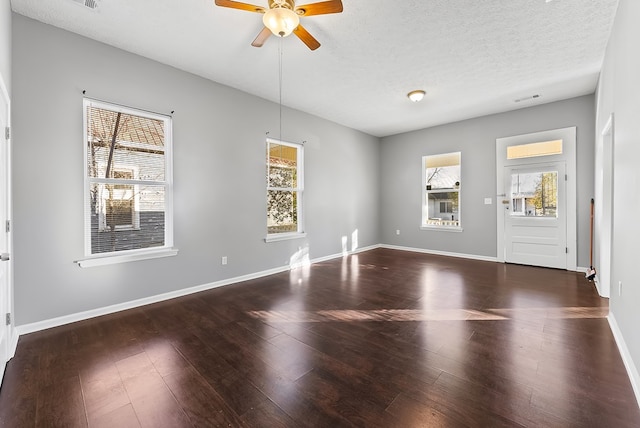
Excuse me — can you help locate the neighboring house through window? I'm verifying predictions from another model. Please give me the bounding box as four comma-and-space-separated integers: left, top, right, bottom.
83, 99, 173, 258
99, 168, 139, 231
266, 138, 305, 241
422, 151, 462, 229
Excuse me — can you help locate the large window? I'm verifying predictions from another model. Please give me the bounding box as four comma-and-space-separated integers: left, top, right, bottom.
422, 152, 461, 229
83, 99, 173, 259
266, 139, 304, 240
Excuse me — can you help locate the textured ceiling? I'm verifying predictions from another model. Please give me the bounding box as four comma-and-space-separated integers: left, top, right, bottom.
10, 0, 619, 137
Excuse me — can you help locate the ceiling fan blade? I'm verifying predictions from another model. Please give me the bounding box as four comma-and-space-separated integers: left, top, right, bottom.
214, 0, 265, 13
294, 0, 343, 17
251, 26, 272, 47
293, 25, 321, 50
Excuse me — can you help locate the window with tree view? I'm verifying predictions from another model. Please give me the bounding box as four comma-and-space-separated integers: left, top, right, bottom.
509, 170, 558, 217
422, 152, 461, 229
84, 99, 173, 256
267, 139, 303, 237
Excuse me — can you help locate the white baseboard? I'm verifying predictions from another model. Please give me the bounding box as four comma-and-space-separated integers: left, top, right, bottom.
608, 313, 640, 409
15, 244, 381, 336
4, 326, 19, 367
16, 265, 283, 336
380, 244, 499, 263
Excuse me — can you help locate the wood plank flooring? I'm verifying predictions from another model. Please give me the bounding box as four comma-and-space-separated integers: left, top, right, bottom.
1, 248, 639, 427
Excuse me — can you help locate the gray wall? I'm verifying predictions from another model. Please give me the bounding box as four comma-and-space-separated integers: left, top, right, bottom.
595, 0, 640, 385
380, 95, 595, 266
11, 14, 380, 326
9, 13, 601, 329
0, 0, 10, 94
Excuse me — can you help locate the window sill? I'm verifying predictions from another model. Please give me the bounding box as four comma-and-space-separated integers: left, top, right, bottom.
420, 225, 464, 232
98, 227, 140, 232
264, 232, 307, 243
75, 248, 179, 268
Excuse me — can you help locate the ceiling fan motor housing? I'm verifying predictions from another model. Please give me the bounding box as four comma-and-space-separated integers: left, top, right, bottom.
268, 0, 296, 11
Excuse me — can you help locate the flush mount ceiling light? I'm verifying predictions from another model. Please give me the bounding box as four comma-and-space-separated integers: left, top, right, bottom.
407, 90, 426, 103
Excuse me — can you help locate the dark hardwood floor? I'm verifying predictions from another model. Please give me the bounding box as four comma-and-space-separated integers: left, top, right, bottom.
1, 248, 639, 427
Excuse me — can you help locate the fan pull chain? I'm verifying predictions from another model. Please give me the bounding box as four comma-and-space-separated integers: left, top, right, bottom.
278, 37, 283, 141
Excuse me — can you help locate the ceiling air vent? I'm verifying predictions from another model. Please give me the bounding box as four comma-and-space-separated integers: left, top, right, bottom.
71, 0, 99, 10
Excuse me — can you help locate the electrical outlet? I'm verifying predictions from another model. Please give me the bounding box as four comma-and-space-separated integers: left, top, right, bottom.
396, 229, 400, 235
221, 256, 227, 265
484, 198, 492, 205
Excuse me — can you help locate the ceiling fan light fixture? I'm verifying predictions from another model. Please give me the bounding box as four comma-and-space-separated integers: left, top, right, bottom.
263, 7, 300, 37
407, 90, 426, 103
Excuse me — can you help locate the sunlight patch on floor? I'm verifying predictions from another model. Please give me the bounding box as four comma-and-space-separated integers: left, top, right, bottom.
247, 307, 608, 323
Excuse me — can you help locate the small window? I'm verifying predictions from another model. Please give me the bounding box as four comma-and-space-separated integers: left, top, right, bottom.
422, 152, 461, 229
84, 99, 173, 257
266, 138, 304, 239
507, 139, 563, 160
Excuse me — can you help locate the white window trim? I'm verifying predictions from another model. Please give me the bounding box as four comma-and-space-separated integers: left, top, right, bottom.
80, 98, 175, 265
421, 152, 462, 232
265, 138, 305, 242
76, 248, 179, 268
420, 225, 464, 232
264, 232, 308, 243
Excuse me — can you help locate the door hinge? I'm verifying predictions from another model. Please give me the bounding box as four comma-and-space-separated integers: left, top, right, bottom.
5, 220, 9, 233
5, 313, 10, 326
565, 174, 568, 181
4, 127, 9, 140
566, 247, 569, 254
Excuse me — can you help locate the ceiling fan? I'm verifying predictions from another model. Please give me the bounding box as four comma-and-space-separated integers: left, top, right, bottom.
214, 0, 343, 50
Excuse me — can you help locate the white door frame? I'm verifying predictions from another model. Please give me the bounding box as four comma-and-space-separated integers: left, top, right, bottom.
0, 73, 15, 385
496, 127, 577, 271
594, 114, 614, 297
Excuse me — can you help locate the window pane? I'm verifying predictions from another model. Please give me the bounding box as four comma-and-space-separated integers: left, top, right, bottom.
267, 190, 298, 234
268, 142, 297, 188
89, 183, 166, 254
268, 165, 297, 189
426, 164, 460, 190
426, 191, 459, 226
425, 152, 461, 190
507, 139, 562, 160
509, 171, 558, 217
87, 106, 165, 181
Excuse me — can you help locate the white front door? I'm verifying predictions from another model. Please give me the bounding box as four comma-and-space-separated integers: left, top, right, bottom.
503, 162, 567, 269
0, 82, 10, 382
